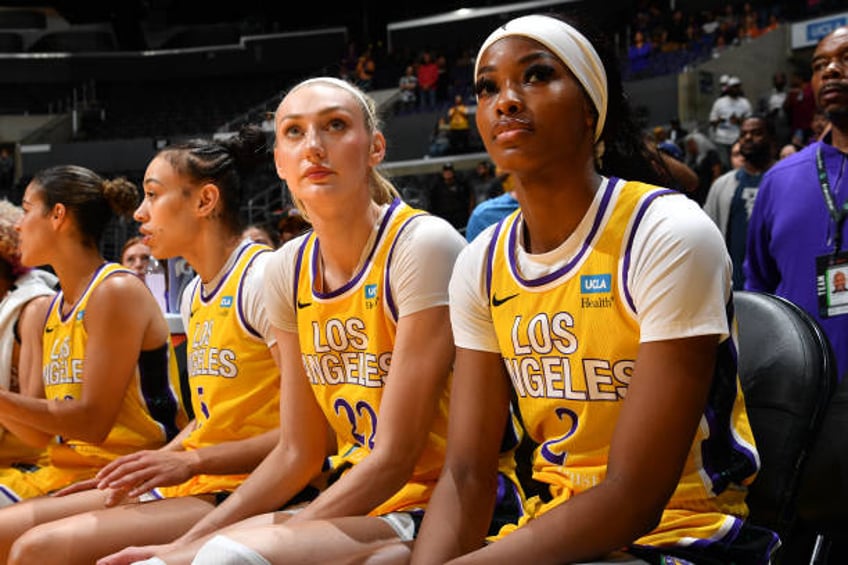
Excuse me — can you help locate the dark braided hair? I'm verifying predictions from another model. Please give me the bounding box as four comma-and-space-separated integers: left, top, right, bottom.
157, 124, 269, 234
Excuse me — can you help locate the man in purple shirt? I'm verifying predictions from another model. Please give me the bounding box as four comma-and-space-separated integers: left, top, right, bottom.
745, 25, 848, 382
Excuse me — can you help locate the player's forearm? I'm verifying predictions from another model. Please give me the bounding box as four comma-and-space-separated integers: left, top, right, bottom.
412, 465, 499, 565
451, 478, 661, 565
177, 440, 321, 544
188, 428, 278, 475
290, 446, 416, 523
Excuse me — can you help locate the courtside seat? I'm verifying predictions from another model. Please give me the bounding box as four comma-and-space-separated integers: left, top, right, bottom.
733, 291, 837, 563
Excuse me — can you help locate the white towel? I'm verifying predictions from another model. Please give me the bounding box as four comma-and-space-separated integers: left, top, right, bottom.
0, 268, 58, 390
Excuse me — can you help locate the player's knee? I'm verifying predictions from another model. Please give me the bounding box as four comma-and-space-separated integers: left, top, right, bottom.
8, 524, 55, 565
193, 534, 271, 565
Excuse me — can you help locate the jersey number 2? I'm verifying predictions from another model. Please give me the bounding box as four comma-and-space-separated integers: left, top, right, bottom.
539, 407, 578, 466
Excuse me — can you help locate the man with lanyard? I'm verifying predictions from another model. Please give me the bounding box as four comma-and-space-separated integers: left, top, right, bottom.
704, 115, 776, 290
746, 25, 848, 384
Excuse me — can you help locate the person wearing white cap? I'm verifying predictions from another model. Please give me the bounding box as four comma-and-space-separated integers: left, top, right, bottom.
412, 11, 777, 565
719, 73, 730, 95
709, 75, 753, 168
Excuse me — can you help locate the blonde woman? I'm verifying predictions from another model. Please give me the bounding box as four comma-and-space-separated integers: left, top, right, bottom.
100, 77, 523, 565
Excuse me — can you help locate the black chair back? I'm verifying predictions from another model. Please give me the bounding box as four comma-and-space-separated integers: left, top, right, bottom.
733, 291, 836, 542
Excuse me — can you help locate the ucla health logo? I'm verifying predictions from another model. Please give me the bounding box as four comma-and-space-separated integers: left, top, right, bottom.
364, 284, 378, 300
580, 274, 611, 294
220, 296, 233, 308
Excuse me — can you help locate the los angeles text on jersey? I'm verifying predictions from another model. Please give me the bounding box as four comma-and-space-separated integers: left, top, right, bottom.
504, 312, 633, 400
302, 317, 390, 387
43, 336, 83, 385
189, 319, 238, 377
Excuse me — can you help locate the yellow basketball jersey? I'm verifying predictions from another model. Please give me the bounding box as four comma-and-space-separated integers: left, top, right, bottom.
488, 180, 759, 548
158, 243, 280, 497
294, 200, 450, 515
42, 263, 184, 468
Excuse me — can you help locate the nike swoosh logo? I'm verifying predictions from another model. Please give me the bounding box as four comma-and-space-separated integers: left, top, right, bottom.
491, 293, 518, 307
297, 300, 312, 309
45, 326, 55, 333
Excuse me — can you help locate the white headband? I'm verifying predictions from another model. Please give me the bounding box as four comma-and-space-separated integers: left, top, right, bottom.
475, 15, 607, 142
289, 77, 376, 126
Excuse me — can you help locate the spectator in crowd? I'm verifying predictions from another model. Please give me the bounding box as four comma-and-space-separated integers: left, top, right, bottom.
413, 12, 773, 565
683, 131, 723, 204
120, 235, 152, 281
0, 201, 57, 469
763, 12, 780, 34
276, 207, 310, 244
718, 73, 730, 95
665, 9, 689, 49
701, 9, 721, 37
354, 47, 375, 91
396, 64, 418, 114
784, 70, 816, 145
468, 159, 498, 206
712, 32, 730, 57
667, 117, 688, 149
464, 173, 518, 242
703, 115, 776, 289
810, 108, 830, 142
709, 75, 753, 168
0, 165, 185, 559
427, 162, 474, 232
627, 30, 653, 78
427, 116, 451, 157
447, 94, 471, 155
417, 51, 439, 110
779, 143, 798, 159
242, 221, 279, 249
760, 70, 790, 146
718, 3, 740, 41
730, 140, 745, 169
4, 127, 283, 565
739, 12, 762, 41
746, 24, 848, 384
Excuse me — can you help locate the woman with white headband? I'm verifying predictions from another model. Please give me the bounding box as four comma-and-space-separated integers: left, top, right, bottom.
97, 77, 523, 565
413, 12, 777, 565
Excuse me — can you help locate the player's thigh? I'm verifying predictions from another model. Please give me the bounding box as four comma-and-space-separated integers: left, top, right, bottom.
11, 495, 215, 565
0, 487, 108, 542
